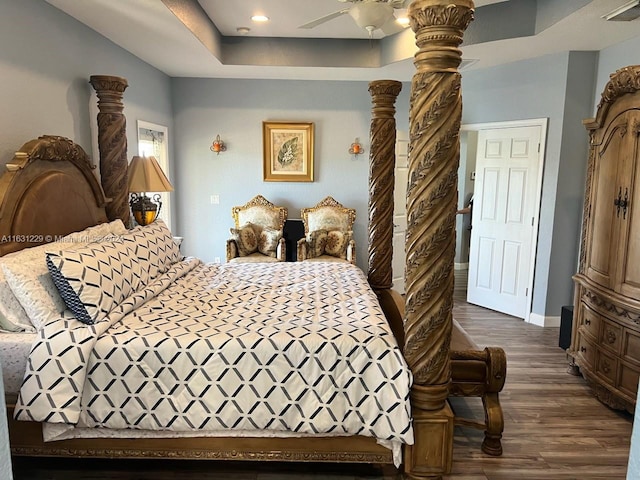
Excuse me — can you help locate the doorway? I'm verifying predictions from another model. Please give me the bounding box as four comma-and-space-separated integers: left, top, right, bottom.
463, 119, 547, 321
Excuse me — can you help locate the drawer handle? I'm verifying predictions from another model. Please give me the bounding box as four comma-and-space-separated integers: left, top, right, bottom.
585, 318, 591, 326
581, 346, 587, 353
606, 330, 617, 344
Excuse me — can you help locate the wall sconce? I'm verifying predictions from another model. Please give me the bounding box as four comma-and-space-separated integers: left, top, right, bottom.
349, 138, 364, 155
210, 135, 226, 154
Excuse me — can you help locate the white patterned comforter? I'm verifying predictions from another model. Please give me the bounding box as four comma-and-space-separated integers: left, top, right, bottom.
15, 260, 413, 446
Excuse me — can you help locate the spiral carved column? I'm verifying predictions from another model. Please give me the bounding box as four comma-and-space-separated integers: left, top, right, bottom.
89, 75, 130, 226
367, 80, 402, 291
403, 1, 474, 478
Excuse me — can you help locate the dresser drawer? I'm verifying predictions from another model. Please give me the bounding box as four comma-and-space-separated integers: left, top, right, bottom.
623, 330, 640, 365
577, 334, 596, 369
600, 317, 622, 354
619, 360, 640, 399
579, 302, 601, 339
596, 350, 618, 386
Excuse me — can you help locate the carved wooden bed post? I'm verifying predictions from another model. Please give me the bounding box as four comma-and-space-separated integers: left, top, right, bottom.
367, 80, 402, 291
403, 1, 474, 478
89, 75, 130, 227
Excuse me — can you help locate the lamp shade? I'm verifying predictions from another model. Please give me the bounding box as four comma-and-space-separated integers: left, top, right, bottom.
128, 155, 173, 193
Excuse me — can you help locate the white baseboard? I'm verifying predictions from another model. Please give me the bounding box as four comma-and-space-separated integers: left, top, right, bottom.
454, 263, 469, 270
527, 313, 561, 328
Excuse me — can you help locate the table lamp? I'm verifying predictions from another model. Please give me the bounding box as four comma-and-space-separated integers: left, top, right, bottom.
128, 155, 173, 226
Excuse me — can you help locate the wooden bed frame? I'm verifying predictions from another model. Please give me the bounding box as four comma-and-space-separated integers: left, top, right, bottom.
0, 2, 505, 479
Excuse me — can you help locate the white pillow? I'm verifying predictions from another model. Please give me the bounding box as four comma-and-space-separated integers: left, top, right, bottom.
0, 267, 33, 332
121, 220, 181, 285
0, 220, 128, 330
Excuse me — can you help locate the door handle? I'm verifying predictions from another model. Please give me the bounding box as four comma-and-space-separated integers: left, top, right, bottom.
614, 187, 629, 218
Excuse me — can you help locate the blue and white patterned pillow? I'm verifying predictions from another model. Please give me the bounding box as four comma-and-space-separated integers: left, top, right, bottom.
46, 240, 141, 325
121, 220, 181, 285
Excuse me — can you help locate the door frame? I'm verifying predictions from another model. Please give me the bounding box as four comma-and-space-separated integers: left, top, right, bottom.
461, 118, 547, 323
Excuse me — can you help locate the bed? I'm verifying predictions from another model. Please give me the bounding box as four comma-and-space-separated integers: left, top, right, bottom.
2, 1, 478, 479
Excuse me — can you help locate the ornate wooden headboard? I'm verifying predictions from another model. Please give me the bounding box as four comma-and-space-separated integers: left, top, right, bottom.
0, 135, 108, 256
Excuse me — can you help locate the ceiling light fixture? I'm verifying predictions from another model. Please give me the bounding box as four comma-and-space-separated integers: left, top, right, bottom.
349, 2, 393, 34
396, 16, 409, 26
603, 0, 640, 21
236, 27, 250, 35
251, 15, 269, 23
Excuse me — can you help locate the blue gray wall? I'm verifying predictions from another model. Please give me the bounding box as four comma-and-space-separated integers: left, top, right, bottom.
0, 0, 173, 174
171, 77, 411, 271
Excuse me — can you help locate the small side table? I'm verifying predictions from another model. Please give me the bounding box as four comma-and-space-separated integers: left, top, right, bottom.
283, 220, 305, 261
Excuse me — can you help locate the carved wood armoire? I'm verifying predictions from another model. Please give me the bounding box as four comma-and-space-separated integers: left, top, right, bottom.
570, 65, 640, 414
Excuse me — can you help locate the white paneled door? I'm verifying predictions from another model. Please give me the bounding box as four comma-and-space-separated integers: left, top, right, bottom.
392, 131, 409, 294
467, 125, 543, 319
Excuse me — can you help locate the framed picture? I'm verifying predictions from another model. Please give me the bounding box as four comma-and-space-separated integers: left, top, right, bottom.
263, 121, 314, 182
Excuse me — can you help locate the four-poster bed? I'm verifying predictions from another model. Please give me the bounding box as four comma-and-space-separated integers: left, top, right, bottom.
0, 1, 507, 478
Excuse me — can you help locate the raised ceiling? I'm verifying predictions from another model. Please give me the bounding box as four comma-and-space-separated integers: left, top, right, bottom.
46, 0, 640, 81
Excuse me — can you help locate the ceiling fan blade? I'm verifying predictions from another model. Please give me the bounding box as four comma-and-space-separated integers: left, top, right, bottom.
298, 9, 349, 29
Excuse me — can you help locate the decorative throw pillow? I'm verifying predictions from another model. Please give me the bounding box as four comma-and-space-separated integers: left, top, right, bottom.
258, 227, 282, 257
230, 223, 259, 256
46, 240, 142, 325
307, 229, 328, 258
325, 230, 353, 259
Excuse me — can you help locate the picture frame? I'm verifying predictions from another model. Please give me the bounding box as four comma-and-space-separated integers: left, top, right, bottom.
263, 121, 314, 182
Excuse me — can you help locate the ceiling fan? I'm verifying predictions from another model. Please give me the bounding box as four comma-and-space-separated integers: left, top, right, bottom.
299, 0, 410, 36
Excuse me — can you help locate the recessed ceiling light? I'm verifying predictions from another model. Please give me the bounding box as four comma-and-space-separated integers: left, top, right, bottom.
251, 15, 269, 23
237, 27, 251, 35
396, 16, 410, 26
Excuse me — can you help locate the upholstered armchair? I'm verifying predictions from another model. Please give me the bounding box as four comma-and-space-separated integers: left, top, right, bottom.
297, 196, 356, 264
226, 195, 287, 263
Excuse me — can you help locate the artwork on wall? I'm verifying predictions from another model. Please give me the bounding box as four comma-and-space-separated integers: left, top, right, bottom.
263, 121, 314, 182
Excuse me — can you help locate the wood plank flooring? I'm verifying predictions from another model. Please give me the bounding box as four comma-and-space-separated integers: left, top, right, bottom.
10, 270, 634, 479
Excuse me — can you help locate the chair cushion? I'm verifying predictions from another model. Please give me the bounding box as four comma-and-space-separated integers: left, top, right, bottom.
307, 229, 352, 260
307, 229, 328, 258
230, 224, 259, 256
325, 230, 352, 259
257, 227, 281, 258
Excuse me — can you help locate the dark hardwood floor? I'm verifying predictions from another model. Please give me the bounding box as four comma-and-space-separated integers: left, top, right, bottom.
10, 270, 634, 479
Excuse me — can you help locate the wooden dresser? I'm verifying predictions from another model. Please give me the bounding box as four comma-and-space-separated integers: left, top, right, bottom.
570, 65, 640, 414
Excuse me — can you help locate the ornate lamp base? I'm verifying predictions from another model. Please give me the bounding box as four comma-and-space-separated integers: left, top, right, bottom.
130, 193, 162, 226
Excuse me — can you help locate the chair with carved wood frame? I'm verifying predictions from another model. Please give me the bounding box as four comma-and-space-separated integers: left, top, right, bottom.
297, 196, 356, 264
226, 195, 287, 263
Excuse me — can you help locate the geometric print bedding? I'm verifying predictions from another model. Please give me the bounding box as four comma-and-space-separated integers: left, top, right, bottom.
15, 260, 414, 447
